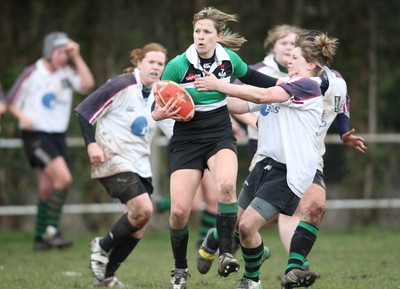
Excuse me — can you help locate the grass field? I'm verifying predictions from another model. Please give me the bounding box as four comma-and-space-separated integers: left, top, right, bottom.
0, 224, 399, 289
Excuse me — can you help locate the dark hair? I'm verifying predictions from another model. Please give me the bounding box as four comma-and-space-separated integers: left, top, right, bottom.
295, 30, 338, 76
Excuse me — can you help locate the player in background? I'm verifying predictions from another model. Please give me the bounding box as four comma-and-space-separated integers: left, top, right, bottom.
7, 32, 95, 251
75, 43, 177, 288
195, 30, 337, 289
152, 7, 278, 289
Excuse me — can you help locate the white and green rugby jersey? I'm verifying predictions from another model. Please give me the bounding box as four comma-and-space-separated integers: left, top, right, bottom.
161, 43, 248, 112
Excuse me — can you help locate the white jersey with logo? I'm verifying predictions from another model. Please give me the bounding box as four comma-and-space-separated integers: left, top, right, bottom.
317, 67, 348, 171
245, 54, 289, 140
249, 77, 322, 198
8, 58, 84, 133
74, 68, 174, 179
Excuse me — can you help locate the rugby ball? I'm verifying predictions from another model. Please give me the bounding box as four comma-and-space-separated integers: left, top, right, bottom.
154, 80, 195, 122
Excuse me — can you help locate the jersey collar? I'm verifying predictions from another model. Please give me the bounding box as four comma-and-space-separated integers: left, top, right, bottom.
186, 43, 230, 74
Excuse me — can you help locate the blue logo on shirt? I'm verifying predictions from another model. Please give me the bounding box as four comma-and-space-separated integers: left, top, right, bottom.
260, 104, 280, 116
42, 93, 56, 109
131, 116, 148, 136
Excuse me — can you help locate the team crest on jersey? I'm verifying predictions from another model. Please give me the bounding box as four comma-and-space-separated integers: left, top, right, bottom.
218, 69, 226, 78
218, 64, 226, 78
334, 96, 341, 112
131, 116, 149, 136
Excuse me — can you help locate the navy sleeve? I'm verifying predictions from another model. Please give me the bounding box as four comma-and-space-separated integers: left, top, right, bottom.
74, 73, 136, 123
238, 67, 277, 88
334, 113, 350, 138
77, 113, 96, 145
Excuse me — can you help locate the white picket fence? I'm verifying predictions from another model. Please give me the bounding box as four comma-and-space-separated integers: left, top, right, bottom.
1, 198, 400, 216
1, 133, 399, 216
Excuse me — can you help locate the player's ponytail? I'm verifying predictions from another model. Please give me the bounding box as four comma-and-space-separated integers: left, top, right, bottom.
295, 30, 338, 76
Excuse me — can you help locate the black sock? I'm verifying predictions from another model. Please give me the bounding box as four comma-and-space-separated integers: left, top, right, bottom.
242, 242, 264, 282
35, 199, 48, 238
216, 213, 237, 254
170, 225, 189, 269
47, 189, 67, 231
216, 202, 238, 254
100, 213, 139, 252
105, 236, 140, 278
285, 221, 318, 274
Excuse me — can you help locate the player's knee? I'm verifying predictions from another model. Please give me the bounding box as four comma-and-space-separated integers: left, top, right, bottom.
218, 180, 236, 202
310, 201, 325, 216
58, 174, 72, 189
238, 219, 254, 240
303, 201, 325, 227
170, 206, 189, 227
141, 205, 153, 221
139, 210, 152, 226
127, 207, 152, 228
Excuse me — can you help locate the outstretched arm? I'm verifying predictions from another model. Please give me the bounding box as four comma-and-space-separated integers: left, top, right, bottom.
195, 70, 289, 104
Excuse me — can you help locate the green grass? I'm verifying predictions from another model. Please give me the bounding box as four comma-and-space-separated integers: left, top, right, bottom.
0, 225, 399, 289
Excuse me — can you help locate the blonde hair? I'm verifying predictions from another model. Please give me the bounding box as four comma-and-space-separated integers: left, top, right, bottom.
263, 24, 302, 52
295, 30, 338, 76
193, 7, 247, 51
124, 42, 167, 73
